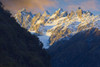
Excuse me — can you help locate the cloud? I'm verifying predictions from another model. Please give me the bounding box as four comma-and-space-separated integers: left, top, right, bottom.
1, 0, 58, 14
65, 0, 100, 11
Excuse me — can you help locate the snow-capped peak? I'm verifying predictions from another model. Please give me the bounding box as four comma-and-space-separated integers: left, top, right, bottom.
58, 8, 63, 12
60, 11, 68, 17
42, 10, 50, 18
43, 10, 50, 15
54, 8, 63, 15
15, 8, 100, 48
18, 8, 26, 13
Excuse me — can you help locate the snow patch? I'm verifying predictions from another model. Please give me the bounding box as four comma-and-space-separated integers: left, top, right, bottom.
38, 35, 50, 49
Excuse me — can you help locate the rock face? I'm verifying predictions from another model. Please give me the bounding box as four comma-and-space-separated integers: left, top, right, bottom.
48, 28, 100, 67
0, 2, 51, 67
14, 5, 100, 67
15, 8, 100, 48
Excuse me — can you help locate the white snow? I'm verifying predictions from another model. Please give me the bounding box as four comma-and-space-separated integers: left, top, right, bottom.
49, 14, 56, 19
16, 8, 100, 49
38, 35, 50, 49
94, 20, 100, 29
30, 31, 35, 34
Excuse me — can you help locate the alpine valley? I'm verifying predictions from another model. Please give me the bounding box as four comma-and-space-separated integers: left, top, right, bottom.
1, 0, 100, 67
15, 8, 100, 49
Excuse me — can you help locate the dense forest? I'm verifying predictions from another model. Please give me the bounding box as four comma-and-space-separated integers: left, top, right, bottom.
0, 2, 51, 67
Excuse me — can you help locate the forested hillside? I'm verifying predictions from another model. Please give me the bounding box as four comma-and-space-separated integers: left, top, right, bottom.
0, 2, 51, 67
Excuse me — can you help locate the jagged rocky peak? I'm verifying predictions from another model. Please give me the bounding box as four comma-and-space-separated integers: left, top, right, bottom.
67, 10, 75, 19
86, 11, 93, 15
76, 7, 93, 16
35, 12, 41, 17
48, 8, 64, 20
58, 8, 63, 12
15, 8, 34, 29
54, 8, 63, 15
18, 8, 28, 16
76, 7, 83, 18
18, 8, 26, 13
66, 7, 93, 19
43, 10, 50, 15
15, 8, 100, 47
60, 11, 68, 17
76, 7, 82, 13
42, 10, 50, 18
17, 8, 33, 17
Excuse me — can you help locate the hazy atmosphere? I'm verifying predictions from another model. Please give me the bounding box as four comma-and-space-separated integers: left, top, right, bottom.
1, 0, 100, 15
0, 0, 100, 67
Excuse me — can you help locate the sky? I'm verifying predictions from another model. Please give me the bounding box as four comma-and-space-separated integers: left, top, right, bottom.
1, 0, 100, 15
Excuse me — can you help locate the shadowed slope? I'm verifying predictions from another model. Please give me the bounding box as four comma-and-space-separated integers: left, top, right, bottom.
48, 28, 100, 67
0, 2, 50, 67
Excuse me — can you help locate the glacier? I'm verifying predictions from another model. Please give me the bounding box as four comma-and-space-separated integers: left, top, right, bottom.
15, 8, 100, 49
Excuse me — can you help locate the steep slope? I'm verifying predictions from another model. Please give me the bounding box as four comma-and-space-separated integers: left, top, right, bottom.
46, 8, 63, 23
0, 2, 51, 67
48, 28, 100, 67
15, 8, 100, 48
15, 8, 34, 29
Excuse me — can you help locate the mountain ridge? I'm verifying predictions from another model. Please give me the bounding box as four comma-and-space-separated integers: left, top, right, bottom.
47, 28, 100, 67
15, 8, 100, 48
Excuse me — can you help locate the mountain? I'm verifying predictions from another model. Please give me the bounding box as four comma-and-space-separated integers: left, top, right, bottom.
15, 8, 100, 48
42, 10, 50, 18
47, 28, 100, 67
60, 11, 68, 17
46, 8, 63, 23
15, 8, 33, 29
0, 2, 51, 67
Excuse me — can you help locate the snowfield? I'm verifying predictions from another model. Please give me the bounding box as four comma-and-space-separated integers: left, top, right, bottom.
38, 35, 50, 49
16, 8, 100, 49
